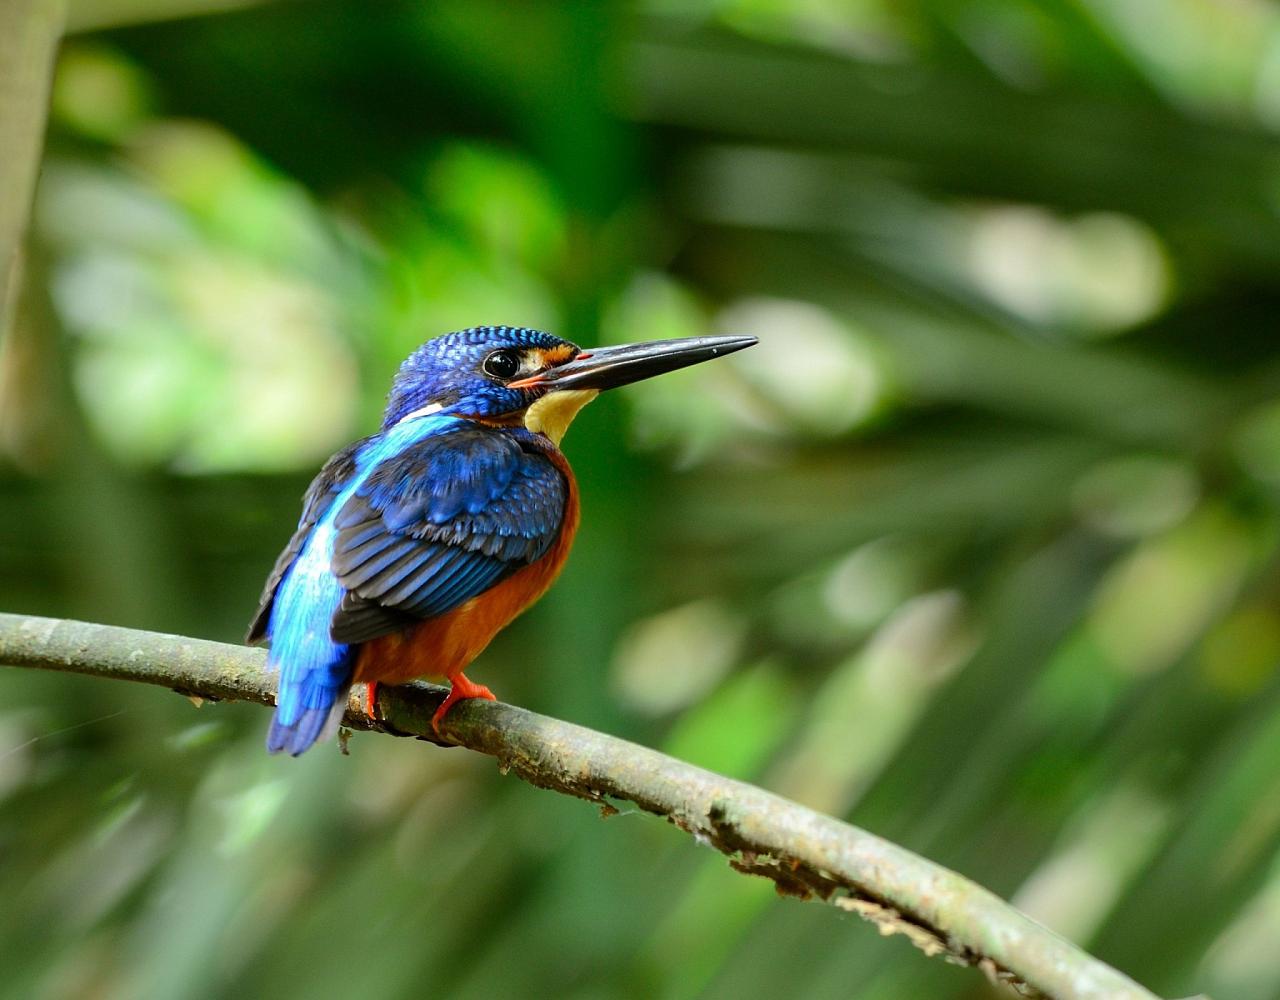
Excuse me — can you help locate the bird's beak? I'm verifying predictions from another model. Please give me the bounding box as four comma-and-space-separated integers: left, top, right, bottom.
509, 335, 758, 391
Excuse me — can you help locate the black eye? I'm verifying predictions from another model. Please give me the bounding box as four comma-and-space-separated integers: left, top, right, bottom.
482, 350, 520, 380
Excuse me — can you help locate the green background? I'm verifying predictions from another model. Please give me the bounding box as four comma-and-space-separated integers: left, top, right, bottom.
4, 2, 1280, 998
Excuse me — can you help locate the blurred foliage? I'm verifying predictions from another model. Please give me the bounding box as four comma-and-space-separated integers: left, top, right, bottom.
5, 1, 1280, 998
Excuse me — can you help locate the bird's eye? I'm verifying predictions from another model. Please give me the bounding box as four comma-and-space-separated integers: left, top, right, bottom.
482, 350, 521, 381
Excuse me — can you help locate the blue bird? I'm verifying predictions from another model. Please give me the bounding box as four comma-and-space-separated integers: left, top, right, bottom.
248, 326, 756, 755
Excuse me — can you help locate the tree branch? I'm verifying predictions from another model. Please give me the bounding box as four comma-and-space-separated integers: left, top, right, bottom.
0, 612, 1162, 1000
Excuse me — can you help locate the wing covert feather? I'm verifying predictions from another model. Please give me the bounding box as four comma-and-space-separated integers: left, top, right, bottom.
328, 428, 567, 645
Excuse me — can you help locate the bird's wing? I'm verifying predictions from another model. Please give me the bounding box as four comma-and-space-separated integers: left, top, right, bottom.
245, 438, 366, 645
327, 426, 567, 644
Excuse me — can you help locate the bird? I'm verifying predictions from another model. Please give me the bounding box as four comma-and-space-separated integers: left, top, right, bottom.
247, 326, 756, 755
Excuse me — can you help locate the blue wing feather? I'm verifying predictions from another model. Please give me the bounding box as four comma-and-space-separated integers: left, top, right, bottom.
246, 438, 366, 645
328, 426, 567, 645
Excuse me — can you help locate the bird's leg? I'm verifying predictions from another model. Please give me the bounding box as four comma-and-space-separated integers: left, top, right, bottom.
364, 681, 379, 721
431, 671, 496, 734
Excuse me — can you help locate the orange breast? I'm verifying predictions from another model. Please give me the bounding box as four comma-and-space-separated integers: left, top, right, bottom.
354, 450, 580, 686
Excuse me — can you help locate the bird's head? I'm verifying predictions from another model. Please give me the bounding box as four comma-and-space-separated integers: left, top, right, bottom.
383, 326, 756, 444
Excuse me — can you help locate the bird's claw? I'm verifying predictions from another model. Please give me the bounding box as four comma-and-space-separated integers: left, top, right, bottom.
431, 674, 497, 735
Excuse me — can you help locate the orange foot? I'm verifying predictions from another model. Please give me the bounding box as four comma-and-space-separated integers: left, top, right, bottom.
431, 672, 496, 735
365, 681, 379, 720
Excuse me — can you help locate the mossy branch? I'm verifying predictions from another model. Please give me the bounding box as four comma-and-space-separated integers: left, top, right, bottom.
0, 611, 1164, 1000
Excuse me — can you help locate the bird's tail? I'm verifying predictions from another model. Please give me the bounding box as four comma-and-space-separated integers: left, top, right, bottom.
267, 655, 354, 756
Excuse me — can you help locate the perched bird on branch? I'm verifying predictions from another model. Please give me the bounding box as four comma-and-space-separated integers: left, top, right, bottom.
247, 327, 756, 755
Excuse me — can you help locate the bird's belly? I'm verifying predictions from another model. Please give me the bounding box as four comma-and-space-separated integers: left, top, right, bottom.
354, 497, 579, 686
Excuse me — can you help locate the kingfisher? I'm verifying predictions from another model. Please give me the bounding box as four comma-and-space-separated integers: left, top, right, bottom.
247, 326, 756, 755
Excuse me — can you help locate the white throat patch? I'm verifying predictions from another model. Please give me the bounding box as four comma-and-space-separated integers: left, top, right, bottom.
523, 389, 599, 445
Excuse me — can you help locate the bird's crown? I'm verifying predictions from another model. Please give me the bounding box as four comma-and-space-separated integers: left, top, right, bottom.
383, 326, 579, 427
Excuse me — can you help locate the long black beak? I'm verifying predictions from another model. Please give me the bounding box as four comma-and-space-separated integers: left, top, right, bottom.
510, 335, 757, 392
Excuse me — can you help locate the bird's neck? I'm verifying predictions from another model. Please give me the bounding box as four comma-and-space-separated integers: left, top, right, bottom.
455, 389, 601, 447
395, 389, 600, 447
521, 389, 599, 446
